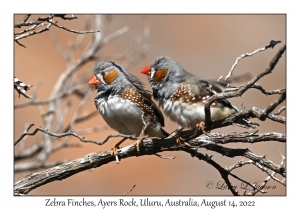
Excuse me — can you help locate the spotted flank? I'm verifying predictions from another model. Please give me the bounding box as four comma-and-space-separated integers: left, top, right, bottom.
14, 77, 31, 98
162, 83, 238, 128
170, 84, 219, 108
120, 88, 158, 125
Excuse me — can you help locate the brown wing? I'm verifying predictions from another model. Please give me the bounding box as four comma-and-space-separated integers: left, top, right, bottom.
119, 88, 165, 127
169, 82, 235, 109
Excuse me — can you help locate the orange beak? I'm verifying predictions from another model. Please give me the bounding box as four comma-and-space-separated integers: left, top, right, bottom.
140, 65, 151, 76
88, 75, 101, 85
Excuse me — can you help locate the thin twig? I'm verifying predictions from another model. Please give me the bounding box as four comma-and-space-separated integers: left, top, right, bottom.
262, 89, 286, 119
53, 14, 77, 20
252, 161, 286, 186
224, 40, 281, 81
186, 148, 239, 195
230, 172, 266, 194
139, 112, 150, 137
75, 126, 111, 135
14, 84, 31, 98
15, 123, 146, 147
47, 18, 100, 34
15, 143, 44, 161
15, 22, 45, 36
225, 84, 286, 95
14, 22, 52, 41
14, 14, 31, 28
68, 88, 93, 131
278, 150, 286, 167
227, 160, 253, 172
155, 153, 176, 160
204, 45, 286, 129
274, 106, 286, 115
15, 84, 85, 108
122, 185, 136, 196
15, 40, 26, 48
249, 174, 272, 196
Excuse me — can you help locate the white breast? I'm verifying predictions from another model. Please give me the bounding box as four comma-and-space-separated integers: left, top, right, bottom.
160, 99, 236, 129
96, 95, 165, 137
161, 99, 205, 128
97, 95, 145, 135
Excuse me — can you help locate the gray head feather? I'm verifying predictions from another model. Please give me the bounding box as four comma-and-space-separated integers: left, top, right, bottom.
93, 61, 151, 98
148, 56, 212, 100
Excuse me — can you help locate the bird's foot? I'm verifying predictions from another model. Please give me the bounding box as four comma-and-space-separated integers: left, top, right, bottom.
176, 136, 186, 148
134, 139, 142, 154
111, 137, 128, 156
196, 120, 209, 134
176, 130, 192, 148
111, 146, 120, 156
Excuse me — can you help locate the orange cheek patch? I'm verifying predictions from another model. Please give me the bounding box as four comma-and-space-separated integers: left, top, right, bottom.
152, 69, 168, 82
104, 69, 118, 84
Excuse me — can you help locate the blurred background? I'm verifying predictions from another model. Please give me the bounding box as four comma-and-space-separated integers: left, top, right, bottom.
14, 14, 286, 195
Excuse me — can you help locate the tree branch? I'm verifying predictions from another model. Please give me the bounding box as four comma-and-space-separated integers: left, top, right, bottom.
14, 128, 286, 195
224, 40, 281, 81
14, 14, 32, 28
46, 18, 100, 34
122, 185, 136, 196
225, 83, 286, 95
184, 148, 239, 195
14, 143, 44, 161
204, 45, 286, 129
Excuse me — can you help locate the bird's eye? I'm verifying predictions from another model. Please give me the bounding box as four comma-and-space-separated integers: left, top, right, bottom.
155, 67, 159, 71
101, 72, 105, 76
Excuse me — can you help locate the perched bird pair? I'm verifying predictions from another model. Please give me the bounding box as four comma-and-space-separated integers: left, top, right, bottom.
88, 57, 250, 155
